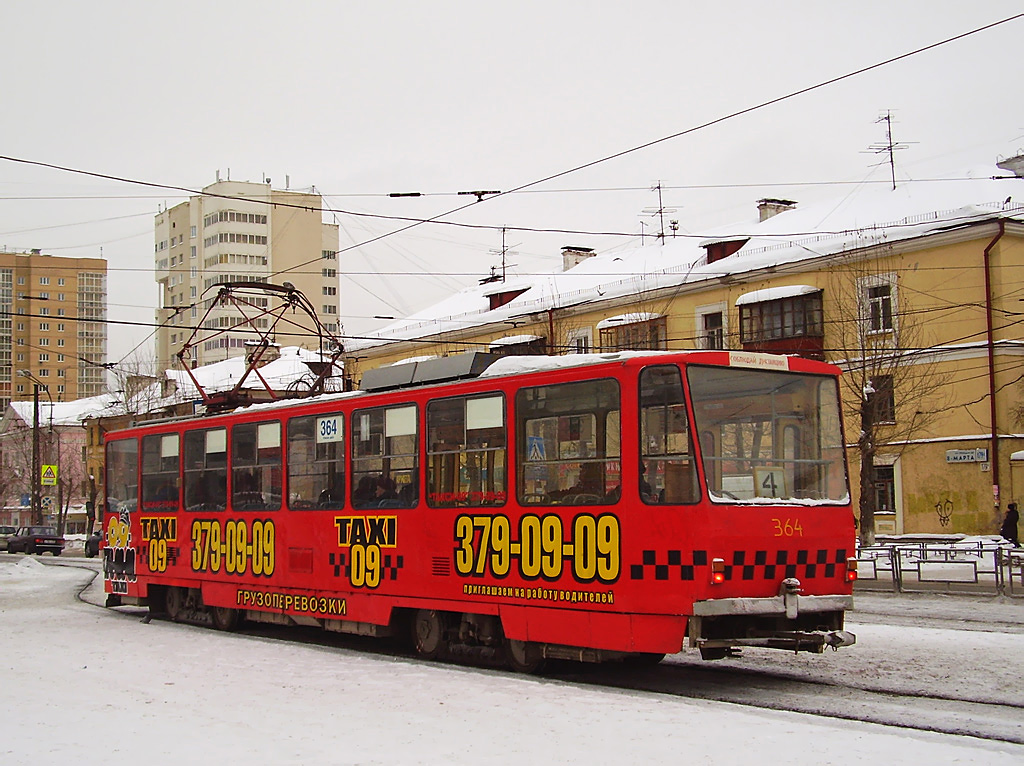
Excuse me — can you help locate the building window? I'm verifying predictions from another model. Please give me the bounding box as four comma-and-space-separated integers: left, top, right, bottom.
322, 268, 337, 278
39, 277, 49, 285
868, 285, 893, 332
57, 293, 65, 301
565, 328, 592, 354
38, 353, 49, 362
16, 384, 23, 393
739, 292, 823, 343
16, 323, 24, 331
39, 338, 49, 346
700, 311, 725, 349
874, 464, 896, 511
57, 369, 65, 378
39, 292, 49, 299
57, 339, 64, 347
322, 286, 337, 296
57, 277, 65, 286
39, 307, 49, 316
16, 353, 24, 362
17, 277, 24, 285
57, 308, 65, 316
39, 323, 48, 331
870, 375, 896, 423
599, 315, 667, 352
38, 368, 49, 377
322, 305, 337, 315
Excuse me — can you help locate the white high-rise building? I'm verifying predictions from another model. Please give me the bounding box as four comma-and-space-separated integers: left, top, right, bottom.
154, 179, 339, 370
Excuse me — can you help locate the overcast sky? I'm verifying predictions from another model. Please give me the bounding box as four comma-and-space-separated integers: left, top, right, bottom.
2, 2, 1023, 368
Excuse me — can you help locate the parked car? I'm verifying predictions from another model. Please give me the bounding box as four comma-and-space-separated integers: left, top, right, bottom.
84, 530, 102, 558
7, 526, 63, 556
0, 525, 16, 551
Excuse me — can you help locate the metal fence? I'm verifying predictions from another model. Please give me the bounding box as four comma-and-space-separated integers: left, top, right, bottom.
856, 541, 1024, 597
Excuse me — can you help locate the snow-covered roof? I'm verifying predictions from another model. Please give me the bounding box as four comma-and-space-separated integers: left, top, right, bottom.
165, 345, 337, 400
735, 285, 819, 306
345, 167, 1024, 353
3, 346, 343, 427
596, 312, 662, 330
489, 334, 542, 347
8, 393, 121, 428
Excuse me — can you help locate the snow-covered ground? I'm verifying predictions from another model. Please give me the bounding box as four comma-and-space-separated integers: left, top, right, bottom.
2, 557, 1023, 765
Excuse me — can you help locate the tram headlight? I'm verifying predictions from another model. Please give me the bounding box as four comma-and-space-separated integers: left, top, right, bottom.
846, 557, 858, 582
711, 557, 725, 585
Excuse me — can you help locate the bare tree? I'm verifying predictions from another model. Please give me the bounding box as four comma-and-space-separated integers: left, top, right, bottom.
825, 257, 953, 545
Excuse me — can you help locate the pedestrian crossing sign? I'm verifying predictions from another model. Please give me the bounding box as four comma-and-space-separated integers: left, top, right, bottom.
41, 464, 58, 486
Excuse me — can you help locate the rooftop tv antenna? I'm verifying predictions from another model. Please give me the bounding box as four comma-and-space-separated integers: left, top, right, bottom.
640, 181, 677, 243
486, 226, 519, 282
865, 111, 915, 190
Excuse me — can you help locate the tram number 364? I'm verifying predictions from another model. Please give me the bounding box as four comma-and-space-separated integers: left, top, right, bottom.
455, 513, 621, 583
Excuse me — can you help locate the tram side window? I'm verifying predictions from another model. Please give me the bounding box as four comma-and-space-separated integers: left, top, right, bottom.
231, 421, 282, 511
105, 438, 138, 515
351, 404, 418, 509
516, 379, 620, 505
141, 433, 180, 510
427, 394, 506, 507
639, 365, 699, 504
184, 428, 228, 511
287, 413, 345, 510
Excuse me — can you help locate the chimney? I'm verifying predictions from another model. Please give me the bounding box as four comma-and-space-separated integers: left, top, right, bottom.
562, 245, 595, 271
757, 198, 797, 222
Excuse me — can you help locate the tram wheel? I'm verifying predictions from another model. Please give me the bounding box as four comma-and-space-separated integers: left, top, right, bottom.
209, 606, 239, 632
505, 639, 546, 674
165, 587, 185, 622
412, 610, 446, 659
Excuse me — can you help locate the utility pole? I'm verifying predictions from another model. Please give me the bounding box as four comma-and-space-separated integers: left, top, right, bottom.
31, 383, 41, 525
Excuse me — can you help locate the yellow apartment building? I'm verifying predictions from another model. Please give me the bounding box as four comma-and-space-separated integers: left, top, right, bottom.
0, 249, 107, 408
342, 170, 1024, 538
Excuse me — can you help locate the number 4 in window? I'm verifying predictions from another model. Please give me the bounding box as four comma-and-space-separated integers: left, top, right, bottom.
754, 467, 786, 498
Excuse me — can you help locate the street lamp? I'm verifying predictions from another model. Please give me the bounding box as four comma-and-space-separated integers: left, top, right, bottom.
18, 369, 53, 526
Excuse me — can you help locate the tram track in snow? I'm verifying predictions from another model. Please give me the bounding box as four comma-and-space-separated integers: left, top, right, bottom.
551, 658, 1024, 746
51, 556, 1024, 745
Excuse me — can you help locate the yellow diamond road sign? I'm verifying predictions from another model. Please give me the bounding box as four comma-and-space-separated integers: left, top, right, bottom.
41, 464, 58, 486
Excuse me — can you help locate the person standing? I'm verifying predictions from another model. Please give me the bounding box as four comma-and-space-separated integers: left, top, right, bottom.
1000, 503, 1020, 547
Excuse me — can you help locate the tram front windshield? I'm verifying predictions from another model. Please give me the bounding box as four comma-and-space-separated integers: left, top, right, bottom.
687, 365, 848, 503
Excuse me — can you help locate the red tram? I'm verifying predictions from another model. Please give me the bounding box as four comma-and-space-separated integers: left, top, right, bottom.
102, 350, 856, 670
